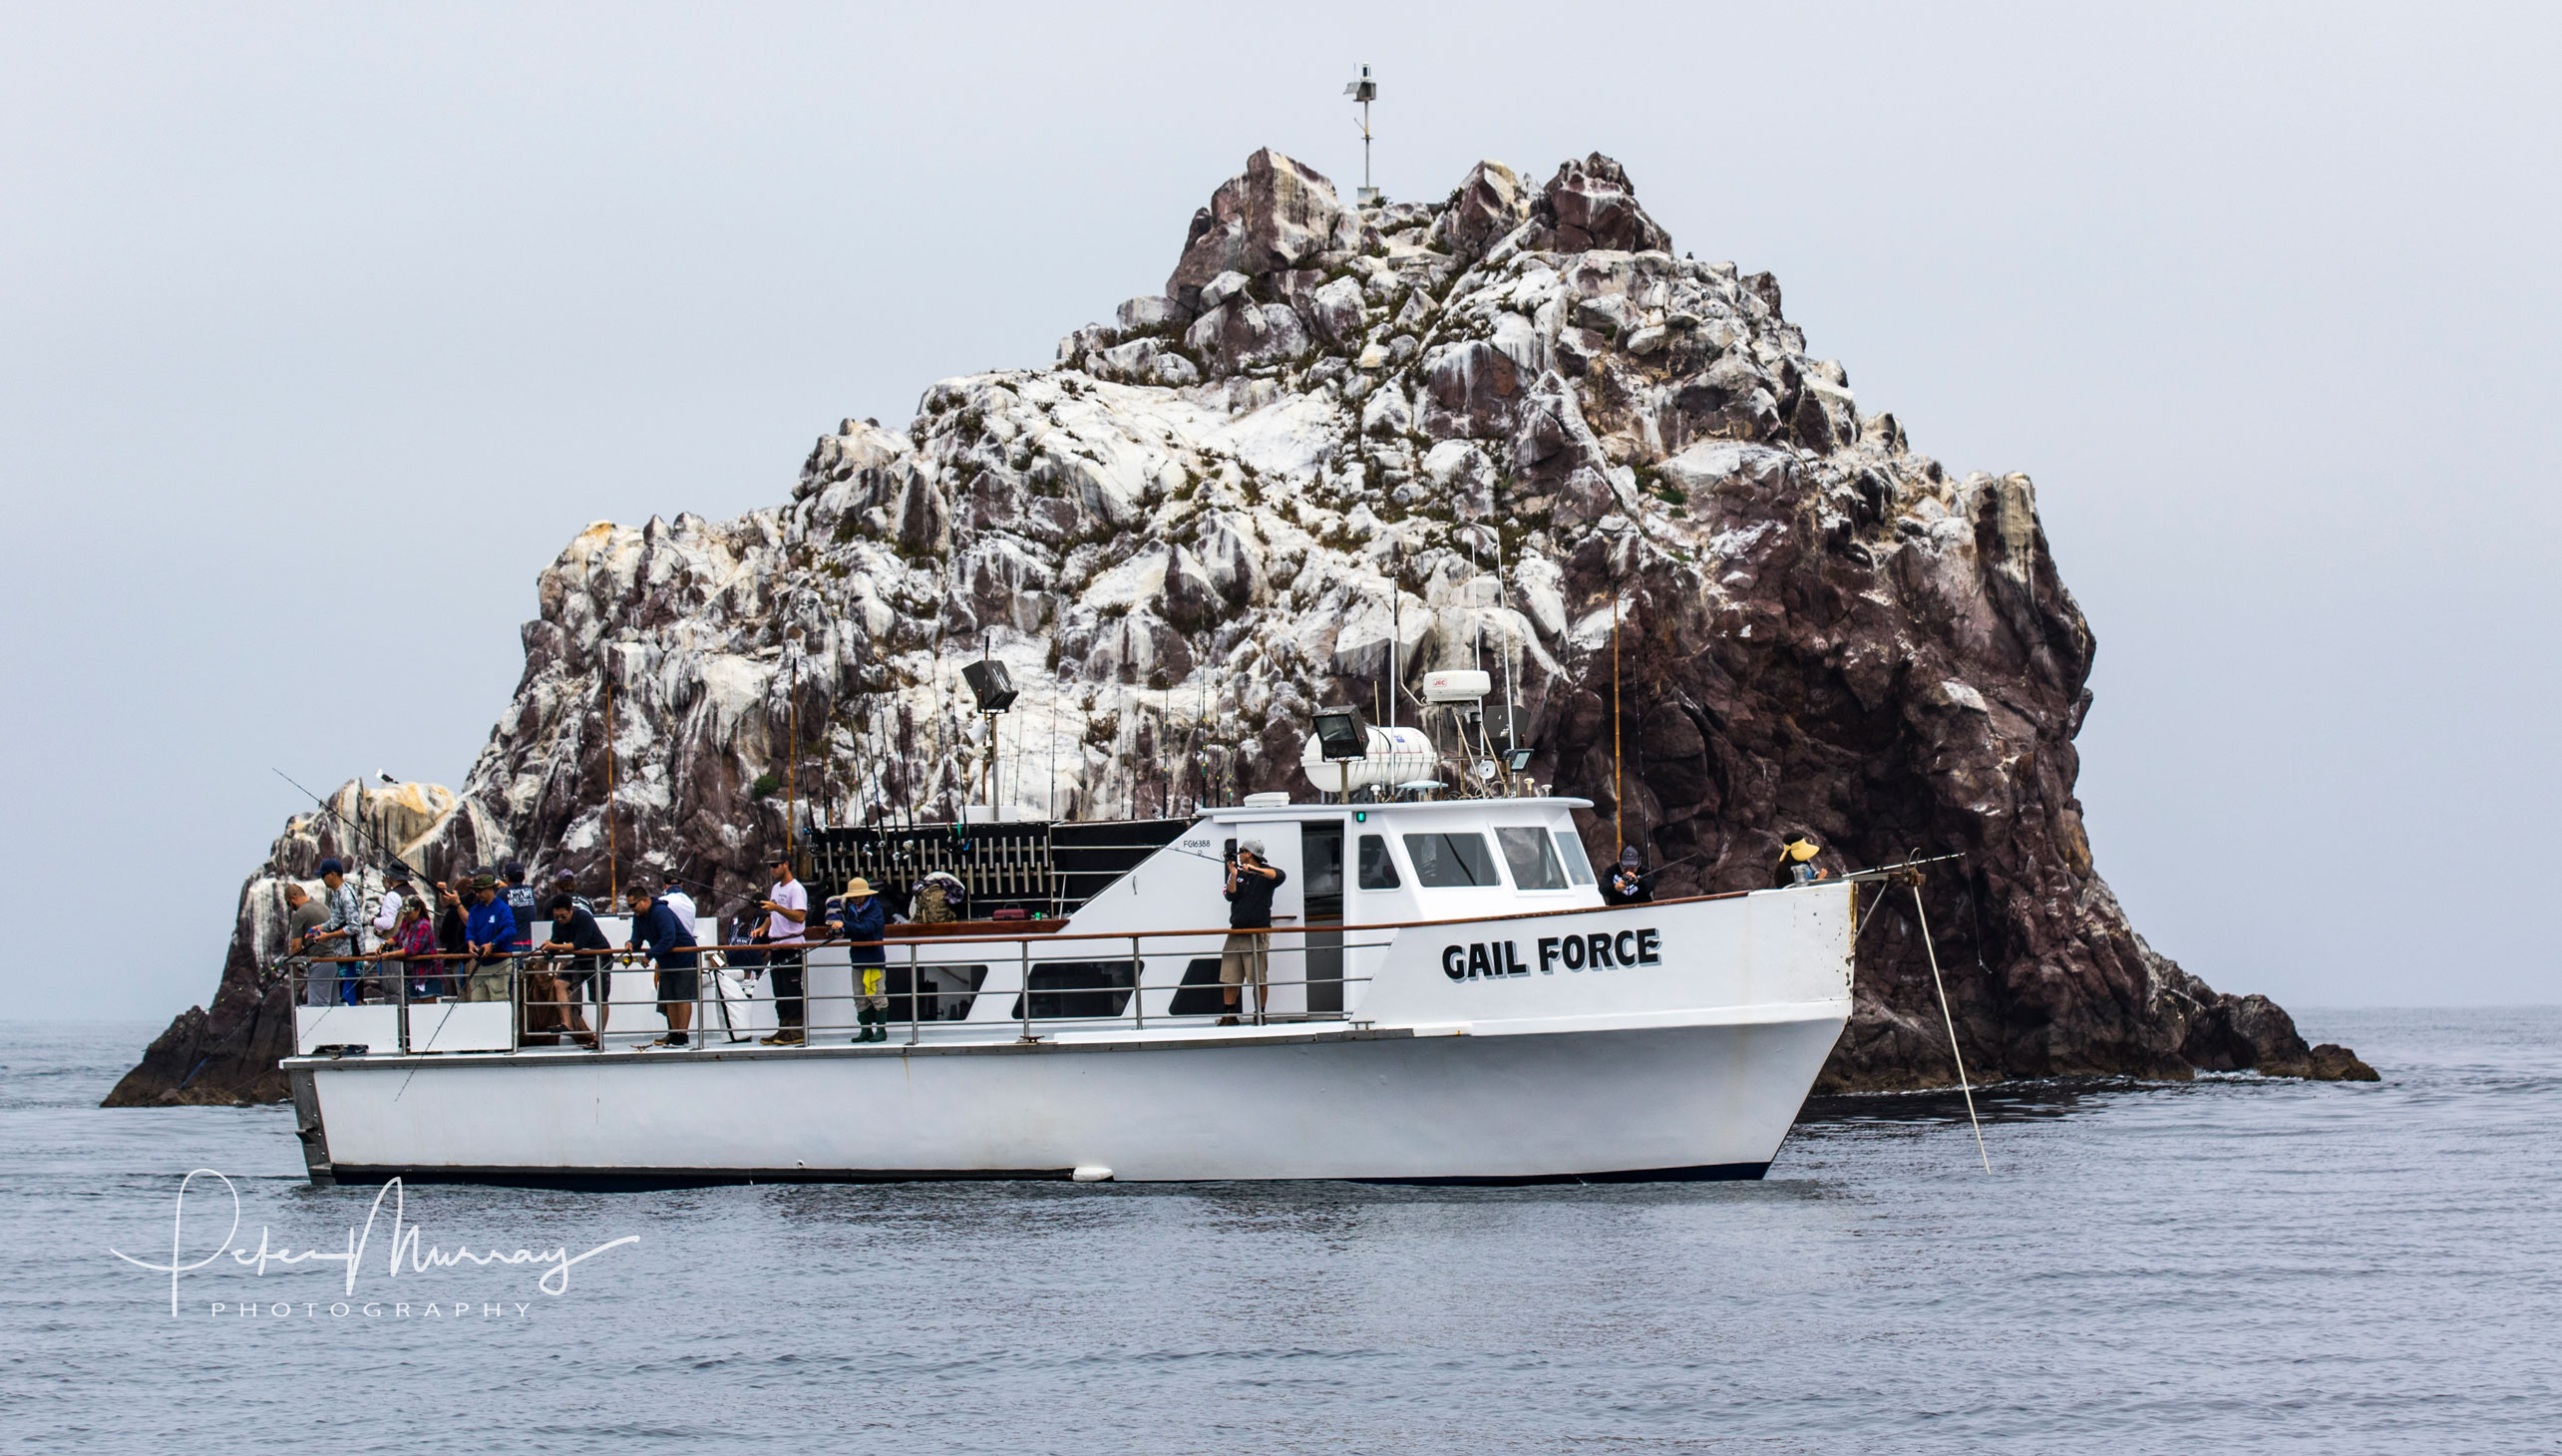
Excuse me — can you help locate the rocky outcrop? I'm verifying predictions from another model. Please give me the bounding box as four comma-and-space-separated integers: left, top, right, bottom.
103, 783, 495, 1106
113, 148, 2375, 1106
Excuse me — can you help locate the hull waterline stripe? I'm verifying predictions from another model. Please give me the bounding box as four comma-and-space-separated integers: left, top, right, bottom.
322, 1162, 1772, 1191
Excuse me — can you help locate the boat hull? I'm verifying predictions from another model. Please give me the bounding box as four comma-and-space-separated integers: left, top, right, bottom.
297, 1013, 1845, 1186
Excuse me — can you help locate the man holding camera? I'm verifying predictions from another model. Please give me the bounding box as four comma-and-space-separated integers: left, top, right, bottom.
1220, 840, 1286, 1026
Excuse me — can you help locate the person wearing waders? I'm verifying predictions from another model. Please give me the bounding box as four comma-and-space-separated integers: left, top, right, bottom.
839, 879, 890, 1041
1774, 832, 1833, 888
1605, 846, 1653, 906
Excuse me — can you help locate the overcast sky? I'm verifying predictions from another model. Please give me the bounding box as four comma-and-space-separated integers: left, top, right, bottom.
5, 2, 2554, 1022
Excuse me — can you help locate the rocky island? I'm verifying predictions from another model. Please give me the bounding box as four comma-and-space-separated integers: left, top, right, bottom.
109, 147, 2373, 1108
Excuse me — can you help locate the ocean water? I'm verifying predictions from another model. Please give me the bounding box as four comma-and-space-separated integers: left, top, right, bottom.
3, 1009, 2554, 1454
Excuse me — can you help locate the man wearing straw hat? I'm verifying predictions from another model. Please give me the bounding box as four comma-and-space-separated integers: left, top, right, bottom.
839, 878, 890, 1042
1773, 832, 1836, 889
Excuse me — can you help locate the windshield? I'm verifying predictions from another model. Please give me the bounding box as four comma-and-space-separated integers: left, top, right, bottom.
1402, 833, 1501, 888
1553, 831, 1596, 886
1495, 827, 1568, 890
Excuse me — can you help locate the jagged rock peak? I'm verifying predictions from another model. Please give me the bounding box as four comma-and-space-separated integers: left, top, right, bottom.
115, 144, 2378, 1107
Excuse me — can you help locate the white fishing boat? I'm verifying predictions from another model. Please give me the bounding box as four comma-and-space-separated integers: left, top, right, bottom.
282, 699, 1859, 1187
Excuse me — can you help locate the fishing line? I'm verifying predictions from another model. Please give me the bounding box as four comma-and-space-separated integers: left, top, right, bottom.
1909, 882, 1992, 1174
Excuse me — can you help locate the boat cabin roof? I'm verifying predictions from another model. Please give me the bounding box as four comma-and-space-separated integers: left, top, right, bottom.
1191, 796, 1596, 827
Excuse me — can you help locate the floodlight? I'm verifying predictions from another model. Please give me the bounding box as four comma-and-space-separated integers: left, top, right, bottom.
1312, 708, 1367, 762
961, 659, 1018, 713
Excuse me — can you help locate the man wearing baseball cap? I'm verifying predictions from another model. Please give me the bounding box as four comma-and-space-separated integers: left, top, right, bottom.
1605, 845, 1652, 907
1219, 840, 1286, 1026
624, 884, 699, 1049
756, 853, 811, 1045
309, 858, 368, 1005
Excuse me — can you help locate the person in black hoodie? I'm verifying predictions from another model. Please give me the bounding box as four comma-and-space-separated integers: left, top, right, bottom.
431, 877, 472, 1000
541, 895, 617, 1048
1219, 840, 1286, 1026
1605, 846, 1653, 906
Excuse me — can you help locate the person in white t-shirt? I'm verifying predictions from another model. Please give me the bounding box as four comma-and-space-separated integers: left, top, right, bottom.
659, 877, 697, 937
755, 855, 811, 1045
374, 871, 411, 939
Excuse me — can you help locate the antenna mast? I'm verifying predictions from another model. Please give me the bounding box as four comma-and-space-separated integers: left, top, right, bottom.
1343, 64, 1380, 206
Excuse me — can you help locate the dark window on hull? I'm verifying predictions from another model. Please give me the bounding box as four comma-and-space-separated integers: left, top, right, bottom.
898, 963, 986, 1022
1007, 958, 1137, 1020
1168, 956, 1227, 1017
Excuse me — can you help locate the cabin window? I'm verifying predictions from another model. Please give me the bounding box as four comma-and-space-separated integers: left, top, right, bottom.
1495, 827, 1569, 890
1356, 835, 1401, 890
1553, 831, 1597, 886
1402, 833, 1500, 888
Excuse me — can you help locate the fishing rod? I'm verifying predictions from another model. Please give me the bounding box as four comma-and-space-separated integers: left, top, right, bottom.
1842, 852, 1965, 883
269, 767, 427, 883
1630, 853, 1703, 882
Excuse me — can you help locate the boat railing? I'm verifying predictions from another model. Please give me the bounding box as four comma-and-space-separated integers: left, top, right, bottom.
278, 922, 1393, 1057
278, 882, 1838, 1058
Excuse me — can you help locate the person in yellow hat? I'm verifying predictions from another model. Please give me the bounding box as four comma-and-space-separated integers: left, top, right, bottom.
1774, 832, 1833, 889
837, 878, 890, 1041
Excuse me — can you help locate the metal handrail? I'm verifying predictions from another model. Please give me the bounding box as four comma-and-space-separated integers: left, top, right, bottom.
287, 926, 1390, 1054
273, 880, 1797, 967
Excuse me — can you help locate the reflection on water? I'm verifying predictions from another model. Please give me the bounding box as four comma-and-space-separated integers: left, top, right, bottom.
6, 1008, 2557, 1453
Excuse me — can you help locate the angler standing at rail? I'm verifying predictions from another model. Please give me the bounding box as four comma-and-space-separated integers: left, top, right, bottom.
310, 859, 367, 1004
841, 878, 888, 1041
283, 883, 333, 1006
1606, 847, 1653, 907
1774, 833, 1836, 888
461, 874, 518, 1002
624, 885, 698, 1049
756, 855, 810, 1046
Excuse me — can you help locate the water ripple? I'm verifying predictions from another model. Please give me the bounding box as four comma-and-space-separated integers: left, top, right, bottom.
2, 1009, 2555, 1453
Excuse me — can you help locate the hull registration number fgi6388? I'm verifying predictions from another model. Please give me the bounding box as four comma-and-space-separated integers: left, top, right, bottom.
1442, 928, 1662, 980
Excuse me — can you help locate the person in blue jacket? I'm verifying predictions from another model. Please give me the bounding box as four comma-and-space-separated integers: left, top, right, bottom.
623, 885, 699, 1049
461, 874, 518, 1003
837, 878, 890, 1042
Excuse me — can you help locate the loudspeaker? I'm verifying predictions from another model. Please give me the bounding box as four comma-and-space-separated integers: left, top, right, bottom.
961, 659, 1018, 712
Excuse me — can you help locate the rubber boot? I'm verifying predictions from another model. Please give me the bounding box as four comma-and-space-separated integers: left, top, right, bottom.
866, 1009, 885, 1043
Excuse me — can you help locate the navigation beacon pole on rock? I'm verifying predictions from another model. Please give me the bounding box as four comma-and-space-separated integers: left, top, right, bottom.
604, 674, 615, 905
1343, 65, 1379, 206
